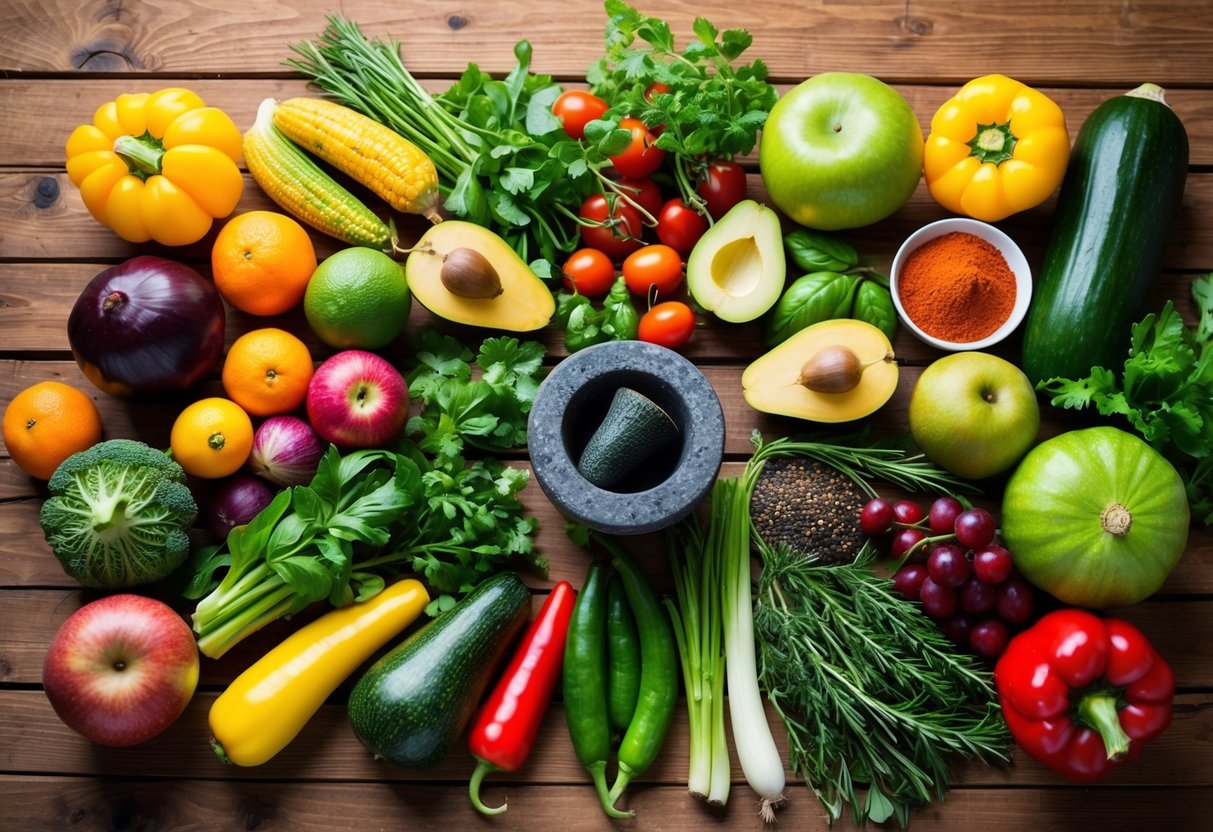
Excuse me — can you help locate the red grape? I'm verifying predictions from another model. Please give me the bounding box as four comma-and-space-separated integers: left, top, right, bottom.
969, 618, 1010, 660
860, 498, 895, 536
891, 562, 929, 602
941, 614, 974, 646
996, 576, 1036, 624
928, 497, 964, 534
959, 575, 999, 614
919, 577, 957, 619
972, 545, 1014, 584
890, 527, 927, 559
954, 508, 996, 549
927, 543, 971, 588
892, 499, 926, 526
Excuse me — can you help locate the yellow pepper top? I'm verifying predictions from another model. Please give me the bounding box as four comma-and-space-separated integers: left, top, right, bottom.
65, 88, 244, 246
924, 75, 1070, 222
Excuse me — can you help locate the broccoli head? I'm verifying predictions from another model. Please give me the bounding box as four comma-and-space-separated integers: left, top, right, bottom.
39, 438, 198, 588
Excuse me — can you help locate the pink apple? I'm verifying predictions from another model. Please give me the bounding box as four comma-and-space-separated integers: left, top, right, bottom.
306, 350, 410, 449
42, 594, 200, 747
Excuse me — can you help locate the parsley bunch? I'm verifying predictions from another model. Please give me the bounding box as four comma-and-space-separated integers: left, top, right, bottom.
589, 0, 778, 211
1040, 274, 1213, 523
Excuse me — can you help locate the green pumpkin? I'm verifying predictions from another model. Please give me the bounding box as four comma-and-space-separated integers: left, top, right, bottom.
1001, 426, 1189, 609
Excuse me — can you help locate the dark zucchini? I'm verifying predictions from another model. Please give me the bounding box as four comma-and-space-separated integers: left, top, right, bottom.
347, 572, 531, 769
1021, 83, 1188, 386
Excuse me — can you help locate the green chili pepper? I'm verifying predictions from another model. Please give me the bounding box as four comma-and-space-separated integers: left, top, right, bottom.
591, 532, 679, 813
606, 575, 641, 734
562, 561, 631, 818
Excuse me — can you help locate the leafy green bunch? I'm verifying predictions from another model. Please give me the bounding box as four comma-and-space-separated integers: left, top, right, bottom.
589, 0, 778, 209
1040, 274, 1213, 522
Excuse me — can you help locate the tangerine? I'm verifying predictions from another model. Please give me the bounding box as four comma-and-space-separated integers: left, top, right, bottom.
2, 381, 103, 480
170, 397, 254, 479
212, 211, 317, 316
221, 328, 314, 416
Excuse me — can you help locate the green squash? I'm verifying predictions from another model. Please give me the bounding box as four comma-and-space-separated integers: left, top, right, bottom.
1001, 426, 1189, 609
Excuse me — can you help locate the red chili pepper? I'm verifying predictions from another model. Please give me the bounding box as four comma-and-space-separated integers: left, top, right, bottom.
467, 580, 576, 814
994, 609, 1174, 783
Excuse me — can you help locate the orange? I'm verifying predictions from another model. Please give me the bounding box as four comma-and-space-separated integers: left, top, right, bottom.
2, 381, 103, 480
170, 397, 254, 479
221, 327, 314, 417
212, 210, 317, 316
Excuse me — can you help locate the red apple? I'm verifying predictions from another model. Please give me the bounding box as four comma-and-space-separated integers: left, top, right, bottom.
42, 594, 199, 747
306, 349, 410, 449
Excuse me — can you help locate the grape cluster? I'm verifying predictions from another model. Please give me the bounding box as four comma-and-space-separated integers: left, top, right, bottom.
860, 496, 1036, 660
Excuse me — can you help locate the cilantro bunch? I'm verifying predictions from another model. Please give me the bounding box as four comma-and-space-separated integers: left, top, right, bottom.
589, 0, 778, 211
1040, 274, 1213, 523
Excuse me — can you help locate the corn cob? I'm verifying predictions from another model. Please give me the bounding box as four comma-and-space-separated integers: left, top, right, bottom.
273, 97, 441, 223
243, 98, 390, 249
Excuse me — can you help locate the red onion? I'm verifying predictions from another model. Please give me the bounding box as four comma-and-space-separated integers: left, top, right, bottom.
67, 255, 225, 398
207, 475, 276, 540
248, 416, 325, 487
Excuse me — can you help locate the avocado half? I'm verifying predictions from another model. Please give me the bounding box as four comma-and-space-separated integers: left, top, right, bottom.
686, 200, 786, 323
404, 221, 555, 331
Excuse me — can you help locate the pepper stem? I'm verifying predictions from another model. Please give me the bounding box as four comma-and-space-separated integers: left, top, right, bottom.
468, 759, 506, 815
1078, 691, 1132, 760
112, 133, 166, 179
588, 760, 634, 819
967, 120, 1018, 166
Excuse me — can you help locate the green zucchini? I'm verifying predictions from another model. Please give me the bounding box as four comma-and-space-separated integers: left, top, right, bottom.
347, 572, 530, 769
1021, 83, 1188, 386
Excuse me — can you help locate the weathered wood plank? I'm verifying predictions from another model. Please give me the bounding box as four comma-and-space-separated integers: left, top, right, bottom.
5, 79, 1213, 168
3, 0, 1212, 87
3, 777, 1210, 832
0, 689, 1209, 788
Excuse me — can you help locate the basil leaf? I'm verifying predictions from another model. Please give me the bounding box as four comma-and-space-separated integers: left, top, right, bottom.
854, 280, 899, 343
785, 229, 859, 273
763, 272, 860, 347
602, 276, 639, 340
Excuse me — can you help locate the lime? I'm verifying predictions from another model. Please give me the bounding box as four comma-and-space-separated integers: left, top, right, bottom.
303, 248, 411, 349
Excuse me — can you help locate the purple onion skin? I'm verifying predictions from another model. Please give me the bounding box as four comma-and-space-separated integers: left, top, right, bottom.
248, 416, 325, 488
207, 474, 277, 540
67, 255, 225, 398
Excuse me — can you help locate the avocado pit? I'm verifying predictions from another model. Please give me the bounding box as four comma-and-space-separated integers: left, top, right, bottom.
439, 247, 504, 299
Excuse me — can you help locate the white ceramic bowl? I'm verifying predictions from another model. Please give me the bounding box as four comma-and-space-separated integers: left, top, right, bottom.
890, 218, 1032, 351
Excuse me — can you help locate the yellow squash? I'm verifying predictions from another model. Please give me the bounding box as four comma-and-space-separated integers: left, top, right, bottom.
924, 75, 1070, 222
65, 88, 244, 245
209, 578, 429, 766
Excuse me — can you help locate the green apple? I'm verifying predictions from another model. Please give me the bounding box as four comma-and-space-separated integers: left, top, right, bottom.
909, 352, 1040, 479
760, 72, 924, 230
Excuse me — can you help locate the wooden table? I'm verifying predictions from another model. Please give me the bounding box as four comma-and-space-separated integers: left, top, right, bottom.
2, 1, 1211, 829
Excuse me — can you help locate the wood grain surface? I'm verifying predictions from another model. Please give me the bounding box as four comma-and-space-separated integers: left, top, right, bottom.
3, 1, 1213, 830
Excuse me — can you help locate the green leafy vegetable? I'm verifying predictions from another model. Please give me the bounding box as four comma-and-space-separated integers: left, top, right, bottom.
39, 439, 197, 589
555, 275, 640, 352
784, 229, 859, 274
589, 0, 778, 212
1039, 274, 1213, 522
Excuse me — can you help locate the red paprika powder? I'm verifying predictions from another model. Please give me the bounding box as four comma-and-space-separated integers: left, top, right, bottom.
897, 231, 1017, 343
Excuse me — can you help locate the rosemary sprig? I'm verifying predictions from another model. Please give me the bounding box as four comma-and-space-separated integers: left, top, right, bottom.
754, 542, 1010, 827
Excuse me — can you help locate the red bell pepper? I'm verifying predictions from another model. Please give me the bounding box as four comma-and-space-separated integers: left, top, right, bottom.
467, 580, 576, 814
994, 609, 1174, 783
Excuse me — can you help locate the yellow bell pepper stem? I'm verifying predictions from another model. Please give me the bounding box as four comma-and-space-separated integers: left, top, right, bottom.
111, 134, 165, 179
968, 121, 1017, 165
208, 578, 429, 767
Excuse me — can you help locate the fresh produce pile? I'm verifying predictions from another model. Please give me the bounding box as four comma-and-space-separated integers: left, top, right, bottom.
6, 0, 1203, 828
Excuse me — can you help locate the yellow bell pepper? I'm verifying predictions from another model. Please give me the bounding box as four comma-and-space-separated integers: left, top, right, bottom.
924, 75, 1070, 222
65, 88, 244, 245
208, 579, 429, 767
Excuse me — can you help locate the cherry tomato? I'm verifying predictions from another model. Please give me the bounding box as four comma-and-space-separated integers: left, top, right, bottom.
697, 160, 748, 219
610, 117, 665, 179
638, 301, 695, 349
561, 248, 616, 297
623, 244, 684, 299
655, 198, 708, 256
578, 193, 644, 260
613, 177, 663, 220
644, 82, 671, 102
552, 90, 609, 140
